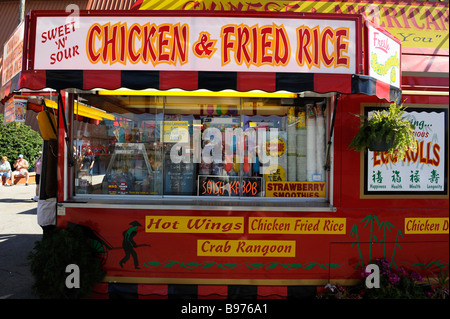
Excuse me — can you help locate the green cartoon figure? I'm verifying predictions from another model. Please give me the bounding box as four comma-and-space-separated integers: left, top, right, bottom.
119, 221, 143, 269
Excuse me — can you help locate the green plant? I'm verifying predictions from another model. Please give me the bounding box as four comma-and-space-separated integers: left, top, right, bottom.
348, 103, 416, 160
28, 227, 105, 299
359, 258, 429, 299
427, 267, 449, 299
0, 114, 43, 169
316, 283, 362, 299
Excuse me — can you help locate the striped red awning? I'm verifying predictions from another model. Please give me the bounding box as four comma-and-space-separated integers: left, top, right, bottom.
1, 69, 401, 104
91, 282, 318, 299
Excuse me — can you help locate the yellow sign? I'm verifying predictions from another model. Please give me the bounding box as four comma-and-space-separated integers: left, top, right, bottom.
266, 181, 326, 197
163, 121, 190, 143
405, 218, 449, 234
145, 216, 244, 233
263, 165, 287, 182
197, 239, 296, 257
136, 0, 449, 50
249, 217, 346, 234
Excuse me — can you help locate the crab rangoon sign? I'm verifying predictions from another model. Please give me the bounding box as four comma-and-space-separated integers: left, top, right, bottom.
32, 12, 359, 74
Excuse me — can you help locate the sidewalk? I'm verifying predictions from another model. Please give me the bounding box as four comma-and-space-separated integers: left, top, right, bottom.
0, 182, 42, 299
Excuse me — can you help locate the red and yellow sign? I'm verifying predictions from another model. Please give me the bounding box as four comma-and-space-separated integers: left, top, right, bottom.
134, 0, 449, 51
146, 216, 244, 233
33, 14, 359, 73
2, 21, 24, 86
197, 240, 296, 257
266, 181, 326, 197
249, 217, 345, 234
405, 218, 449, 234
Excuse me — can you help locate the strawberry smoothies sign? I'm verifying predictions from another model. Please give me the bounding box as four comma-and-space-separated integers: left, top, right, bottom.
365, 107, 448, 195
33, 14, 358, 74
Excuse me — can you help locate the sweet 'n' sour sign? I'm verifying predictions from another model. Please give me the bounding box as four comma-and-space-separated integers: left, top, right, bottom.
33, 14, 359, 73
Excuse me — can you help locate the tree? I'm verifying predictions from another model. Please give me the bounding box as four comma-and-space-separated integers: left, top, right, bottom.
0, 114, 43, 169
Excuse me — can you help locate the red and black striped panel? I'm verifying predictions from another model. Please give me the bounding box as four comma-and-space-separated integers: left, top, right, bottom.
91, 282, 319, 299
1, 69, 402, 103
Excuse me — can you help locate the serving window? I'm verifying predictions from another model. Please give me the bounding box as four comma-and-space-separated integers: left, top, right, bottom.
71, 92, 331, 202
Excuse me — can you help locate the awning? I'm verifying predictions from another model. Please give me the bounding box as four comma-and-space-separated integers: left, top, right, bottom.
92, 282, 319, 299
1, 69, 401, 105
1, 10, 402, 104
43, 98, 115, 121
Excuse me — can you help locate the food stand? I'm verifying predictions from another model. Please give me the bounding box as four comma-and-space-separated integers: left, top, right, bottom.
1, 8, 448, 299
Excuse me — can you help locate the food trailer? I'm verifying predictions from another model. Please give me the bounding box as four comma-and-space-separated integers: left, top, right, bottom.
1, 8, 448, 299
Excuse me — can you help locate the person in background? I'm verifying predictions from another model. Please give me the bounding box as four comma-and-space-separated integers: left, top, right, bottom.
80, 147, 95, 175
32, 151, 42, 201
12, 154, 29, 186
0, 156, 12, 186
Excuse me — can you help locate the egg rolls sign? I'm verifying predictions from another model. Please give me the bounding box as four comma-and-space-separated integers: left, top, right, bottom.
33, 14, 358, 73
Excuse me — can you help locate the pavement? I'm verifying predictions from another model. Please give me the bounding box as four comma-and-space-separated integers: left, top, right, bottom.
0, 182, 42, 299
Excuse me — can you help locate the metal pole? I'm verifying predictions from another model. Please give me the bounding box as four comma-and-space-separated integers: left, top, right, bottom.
18, 0, 26, 24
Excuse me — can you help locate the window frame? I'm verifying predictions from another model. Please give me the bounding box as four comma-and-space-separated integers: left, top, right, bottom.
66, 90, 336, 209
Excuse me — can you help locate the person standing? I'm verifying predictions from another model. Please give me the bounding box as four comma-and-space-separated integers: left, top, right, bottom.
80, 147, 95, 175
33, 152, 42, 201
0, 156, 12, 186
11, 154, 29, 185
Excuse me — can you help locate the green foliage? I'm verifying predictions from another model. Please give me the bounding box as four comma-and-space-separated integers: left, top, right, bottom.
0, 114, 43, 169
359, 258, 429, 299
27, 227, 105, 299
348, 103, 416, 160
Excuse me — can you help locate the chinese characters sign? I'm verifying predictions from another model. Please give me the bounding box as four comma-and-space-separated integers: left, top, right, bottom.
33, 15, 358, 74
366, 107, 447, 195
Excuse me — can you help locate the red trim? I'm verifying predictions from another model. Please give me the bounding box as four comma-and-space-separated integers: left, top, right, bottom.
137, 284, 169, 299
159, 71, 198, 91
83, 70, 121, 90
57, 91, 66, 202
27, 102, 44, 113
91, 283, 109, 299
130, 0, 143, 10
27, 11, 38, 71
314, 73, 352, 93
376, 79, 390, 101
402, 54, 449, 74
402, 47, 449, 57
237, 72, 276, 92
198, 285, 228, 299
18, 70, 46, 89
402, 76, 449, 90
257, 286, 288, 299
29, 10, 363, 21
401, 94, 449, 105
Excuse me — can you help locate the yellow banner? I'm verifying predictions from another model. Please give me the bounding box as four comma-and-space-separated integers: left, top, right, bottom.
137, 0, 449, 50
163, 121, 189, 143
405, 218, 449, 234
266, 181, 326, 198
145, 216, 244, 233
197, 239, 296, 257
249, 217, 346, 234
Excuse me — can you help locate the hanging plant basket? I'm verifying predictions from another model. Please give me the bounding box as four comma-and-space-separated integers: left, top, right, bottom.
349, 103, 417, 159
368, 134, 395, 153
